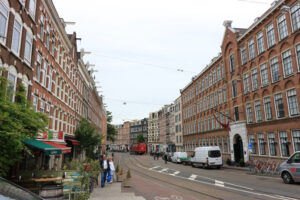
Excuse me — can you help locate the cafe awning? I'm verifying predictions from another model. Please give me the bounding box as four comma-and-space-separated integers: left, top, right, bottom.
23, 139, 62, 156
43, 141, 71, 154
66, 139, 80, 146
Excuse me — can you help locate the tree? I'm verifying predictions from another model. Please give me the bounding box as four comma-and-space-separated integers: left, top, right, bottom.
137, 133, 145, 143
106, 111, 117, 142
75, 118, 102, 159
0, 75, 48, 177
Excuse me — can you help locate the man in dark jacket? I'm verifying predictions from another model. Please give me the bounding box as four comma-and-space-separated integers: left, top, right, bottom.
100, 154, 110, 187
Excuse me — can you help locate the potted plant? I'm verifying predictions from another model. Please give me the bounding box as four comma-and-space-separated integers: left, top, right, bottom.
123, 169, 132, 187
117, 167, 124, 182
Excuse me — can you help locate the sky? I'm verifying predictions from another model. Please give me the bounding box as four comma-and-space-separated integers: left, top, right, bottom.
52, 0, 274, 124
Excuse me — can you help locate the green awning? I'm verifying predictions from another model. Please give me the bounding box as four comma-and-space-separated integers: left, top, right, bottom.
23, 139, 62, 156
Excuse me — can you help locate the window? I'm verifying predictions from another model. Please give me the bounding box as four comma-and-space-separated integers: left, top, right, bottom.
212, 70, 216, 84
256, 31, 265, 54
292, 130, 300, 152
260, 63, 269, 86
279, 131, 290, 157
24, 31, 33, 64
0, 0, 9, 44
275, 93, 285, 118
51, 34, 55, 56
40, 13, 45, 41
7, 72, 16, 102
296, 44, 300, 71
241, 46, 247, 65
243, 73, 250, 94
218, 88, 222, 104
211, 117, 215, 129
209, 72, 212, 87
263, 97, 272, 120
254, 100, 262, 122
222, 136, 227, 153
258, 133, 266, 155
33, 96, 38, 112
46, 25, 50, 48
287, 89, 299, 116
277, 14, 288, 40
270, 57, 280, 82
251, 68, 259, 90
214, 91, 218, 106
232, 80, 237, 98
234, 106, 239, 121
11, 18, 22, 55
246, 103, 253, 123
291, 3, 300, 32
282, 50, 293, 77
29, 0, 36, 18
223, 86, 227, 102
40, 99, 45, 113
266, 23, 276, 48
249, 134, 257, 154
36, 54, 41, 81
210, 93, 213, 108
248, 39, 255, 60
229, 54, 235, 72
42, 60, 48, 87
268, 132, 277, 156
48, 67, 53, 91
217, 66, 221, 81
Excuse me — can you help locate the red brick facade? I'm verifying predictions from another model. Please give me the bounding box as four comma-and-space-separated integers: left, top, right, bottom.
181, 0, 300, 163
0, 0, 107, 158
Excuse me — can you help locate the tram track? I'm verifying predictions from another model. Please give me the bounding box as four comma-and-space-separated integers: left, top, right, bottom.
119, 155, 299, 200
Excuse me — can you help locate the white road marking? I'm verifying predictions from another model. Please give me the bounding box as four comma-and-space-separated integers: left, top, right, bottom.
170, 171, 180, 176
149, 166, 160, 170
135, 164, 295, 200
215, 180, 225, 187
158, 168, 168, 173
188, 174, 197, 180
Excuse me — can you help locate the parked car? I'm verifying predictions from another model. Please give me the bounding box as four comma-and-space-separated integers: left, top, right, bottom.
181, 156, 192, 165
190, 146, 222, 168
280, 151, 300, 184
171, 152, 188, 163
0, 177, 43, 200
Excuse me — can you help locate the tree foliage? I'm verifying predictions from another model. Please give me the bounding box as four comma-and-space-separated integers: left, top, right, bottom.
75, 118, 102, 159
106, 111, 117, 142
137, 133, 145, 143
0, 75, 48, 177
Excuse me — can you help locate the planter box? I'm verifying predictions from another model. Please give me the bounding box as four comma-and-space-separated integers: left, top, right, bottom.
117, 174, 123, 182
123, 179, 132, 187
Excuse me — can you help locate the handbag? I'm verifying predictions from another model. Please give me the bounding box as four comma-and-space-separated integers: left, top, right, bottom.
107, 171, 111, 182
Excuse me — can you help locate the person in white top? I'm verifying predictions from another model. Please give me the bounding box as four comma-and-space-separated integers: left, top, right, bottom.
108, 156, 115, 183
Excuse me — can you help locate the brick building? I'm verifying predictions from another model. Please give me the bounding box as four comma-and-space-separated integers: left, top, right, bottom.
112, 122, 130, 151
130, 118, 148, 144
181, 0, 300, 163
148, 111, 160, 151
174, 97, 183, 152
158, 104, 175, 152
0, 0, 107, 170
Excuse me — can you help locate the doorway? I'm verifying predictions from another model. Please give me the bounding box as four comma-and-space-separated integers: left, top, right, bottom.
233, 134, 244, 163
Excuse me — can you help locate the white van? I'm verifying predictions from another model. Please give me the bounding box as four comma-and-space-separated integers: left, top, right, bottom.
190, 146, 222, 169
171, 152, 188, 163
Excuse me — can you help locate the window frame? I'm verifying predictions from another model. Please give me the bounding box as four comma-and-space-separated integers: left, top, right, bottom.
256, 31, 265, 55
11, 16, 23, 56
277, 14, 289, 41
266, 22, 276, 48
0, 0, 9, 45
286, 88, 299, 117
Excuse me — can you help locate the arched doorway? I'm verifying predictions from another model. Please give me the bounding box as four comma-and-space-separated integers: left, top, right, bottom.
233, 134, 244, 163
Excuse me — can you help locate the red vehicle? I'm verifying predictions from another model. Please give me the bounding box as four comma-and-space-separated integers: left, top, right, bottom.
130, 143, 147, 155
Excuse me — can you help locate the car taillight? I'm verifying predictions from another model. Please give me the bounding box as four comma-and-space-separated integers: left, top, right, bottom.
177, 157, 179, 159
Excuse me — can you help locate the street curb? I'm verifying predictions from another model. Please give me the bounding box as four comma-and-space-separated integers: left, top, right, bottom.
222, 165, 248, 171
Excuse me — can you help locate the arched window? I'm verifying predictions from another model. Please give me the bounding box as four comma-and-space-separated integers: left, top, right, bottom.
11, 13, 23, 55
7, 66, 17, 102
29, 0, 36, 18
0, 0, 9, 44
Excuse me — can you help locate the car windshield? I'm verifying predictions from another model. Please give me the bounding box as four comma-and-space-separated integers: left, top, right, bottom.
208, 150, 221, 158
0, 178, 42, 200
290, 153, 300, 163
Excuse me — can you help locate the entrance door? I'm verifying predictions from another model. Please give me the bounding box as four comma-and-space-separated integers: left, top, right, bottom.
234, 135, 244, 163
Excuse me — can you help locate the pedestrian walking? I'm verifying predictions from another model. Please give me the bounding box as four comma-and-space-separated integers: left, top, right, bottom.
108, 156, 116, 183
164, 153, 168, 164
99, 154, 110, 188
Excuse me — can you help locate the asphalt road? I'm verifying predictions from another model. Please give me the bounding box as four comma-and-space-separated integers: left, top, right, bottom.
117, 153, 300, 200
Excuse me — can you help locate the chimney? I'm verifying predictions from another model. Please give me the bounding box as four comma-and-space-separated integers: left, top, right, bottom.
223, 20, 233, 28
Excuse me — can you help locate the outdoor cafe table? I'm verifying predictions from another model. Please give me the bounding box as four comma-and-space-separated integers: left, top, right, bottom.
33, 177, 64, 194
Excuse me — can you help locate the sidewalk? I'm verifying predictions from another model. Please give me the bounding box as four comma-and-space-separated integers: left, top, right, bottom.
90, 182, 145, 200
